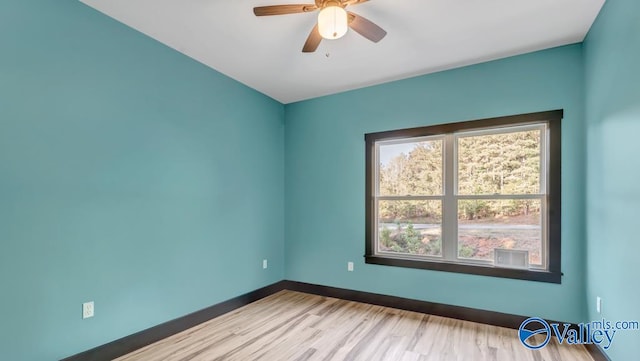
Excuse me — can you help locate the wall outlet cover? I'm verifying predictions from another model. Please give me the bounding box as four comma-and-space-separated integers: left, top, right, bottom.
82, 301, 94, 319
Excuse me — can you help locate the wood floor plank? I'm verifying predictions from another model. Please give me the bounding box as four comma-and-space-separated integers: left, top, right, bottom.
115, 290, 595, 361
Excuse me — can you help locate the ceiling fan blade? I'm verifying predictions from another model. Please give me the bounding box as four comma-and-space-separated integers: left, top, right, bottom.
347, 12, 387, 43
253, 4, 317, 16
342, 0, 369, 6
302, 24, 322, 53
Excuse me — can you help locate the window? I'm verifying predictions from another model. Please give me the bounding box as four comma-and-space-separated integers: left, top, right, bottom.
365, 110, 562, 283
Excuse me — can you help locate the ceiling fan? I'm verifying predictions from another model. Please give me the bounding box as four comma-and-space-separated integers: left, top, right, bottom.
253, 0, 387, 53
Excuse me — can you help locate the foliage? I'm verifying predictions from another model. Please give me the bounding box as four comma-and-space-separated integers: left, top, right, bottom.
379, 222, 441, 256
378, 130, 541, 222
377, 129, 543, 257
380, 227, 392, 247
459, 244, 475, 258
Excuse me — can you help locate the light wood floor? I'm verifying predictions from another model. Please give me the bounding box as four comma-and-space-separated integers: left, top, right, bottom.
115, 290, 594, 361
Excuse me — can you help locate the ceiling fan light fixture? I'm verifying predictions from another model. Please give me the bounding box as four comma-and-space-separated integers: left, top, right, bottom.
317, 3, 348, 40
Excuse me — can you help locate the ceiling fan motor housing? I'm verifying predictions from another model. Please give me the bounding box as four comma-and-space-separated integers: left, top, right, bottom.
318, 1, 348, 39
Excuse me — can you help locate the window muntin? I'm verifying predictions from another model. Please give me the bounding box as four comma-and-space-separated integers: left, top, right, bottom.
365, 110, 562, 283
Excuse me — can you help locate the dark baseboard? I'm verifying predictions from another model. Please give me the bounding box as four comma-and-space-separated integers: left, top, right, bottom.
584, 343, 612, 361
281, 280, 528, 329
282, 281, 612, 361
62, 279, 612, 361
61, 281, 288, 361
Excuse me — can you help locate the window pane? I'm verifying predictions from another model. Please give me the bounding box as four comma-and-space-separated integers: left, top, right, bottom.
378, 200, 442, 256
457, 129, 541, 195
378, 139, 442, 196
457, 199, 542, 266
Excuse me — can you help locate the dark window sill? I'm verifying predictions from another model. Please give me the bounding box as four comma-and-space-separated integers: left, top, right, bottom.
364, 255, 562, 284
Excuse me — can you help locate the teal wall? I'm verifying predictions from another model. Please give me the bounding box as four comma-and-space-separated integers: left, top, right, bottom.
285, 45, 587, 323
0, 1, 284, 360
7, 0, 639, 359
584, 0, 640, 359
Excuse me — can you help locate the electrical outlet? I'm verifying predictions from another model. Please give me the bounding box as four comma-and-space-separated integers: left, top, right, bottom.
347, 261, 354, 272
263, 259, 268, 269
596, 296, 602, 314
82, 301, 94, 319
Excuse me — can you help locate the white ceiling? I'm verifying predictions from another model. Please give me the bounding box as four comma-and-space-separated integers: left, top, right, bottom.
80, 0, 605, 104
